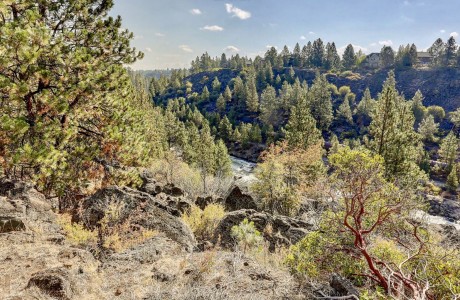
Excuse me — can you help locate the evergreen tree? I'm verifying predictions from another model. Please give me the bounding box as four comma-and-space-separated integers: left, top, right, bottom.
0, 0, 168, 197
224, 85, 232, 102
288, 66, 296, 83
259, 85, 280, 127
418, 115, 438, 142
380, 46, 395, 68
232, 76, 245, 108
213, 139, 232, 180
196, 124, 216, 194
280, 45, 291, 66
445, 36, 458, 66
369, 71, 422, 181
356, 88, 376, 127
342, 44, 356, 69
250, 125, 263, 143
311, 39, 325, 68
411, 90, 427, 126
302, 42, 313, 68
293, 43, 301, 67
409, 44, 418, 67
212, 77, 221, 92
337, 98, 353, 124
201, 86, 210, 102
439, 131, 458, 172
220, 53, 228, 68
245, 77, 259, 112
329, 134, 340, 155
447, 164, 459, 192
216, 93, 226, 113
429, 38, 445, 66
309, 73, 333, 130
283, 94, 322, 150
219, 116, 233, 139
325, 42, 340, 70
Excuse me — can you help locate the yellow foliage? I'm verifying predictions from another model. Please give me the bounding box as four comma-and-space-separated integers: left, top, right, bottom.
57, 214, 97, 247
182, 203, 225, 241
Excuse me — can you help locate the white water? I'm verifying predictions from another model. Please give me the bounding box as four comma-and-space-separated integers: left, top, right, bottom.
230, 156, 257, 183
230, 156, 459, 231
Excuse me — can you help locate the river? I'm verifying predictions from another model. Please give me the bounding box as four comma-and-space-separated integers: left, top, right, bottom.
229, 156, 460, 230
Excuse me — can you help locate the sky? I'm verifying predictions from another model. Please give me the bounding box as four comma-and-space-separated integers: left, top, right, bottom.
111, 0, 460, 70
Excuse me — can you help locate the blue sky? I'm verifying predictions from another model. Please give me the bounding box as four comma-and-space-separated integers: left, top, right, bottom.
111, 0, 460, 70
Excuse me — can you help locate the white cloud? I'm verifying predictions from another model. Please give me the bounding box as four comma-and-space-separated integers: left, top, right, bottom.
300, 35, 306, 40
190, 8, 202, 15
224, 46, 240, 52
370, 42, 377, 47
378, 40, 393, 46
440, 29, 446, 33
155, 33, 165, 37
201, 25, 224, 31
145, 47, 152, 52
309, 31, 315, 35
179, 45, 193, 53
451, 32, 459, 38
225, 3, 251, 20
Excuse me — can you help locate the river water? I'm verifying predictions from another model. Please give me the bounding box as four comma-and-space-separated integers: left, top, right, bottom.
230, 156, 460, 230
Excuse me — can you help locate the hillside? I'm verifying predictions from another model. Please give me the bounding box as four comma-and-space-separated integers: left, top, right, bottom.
186, 67, 460, 113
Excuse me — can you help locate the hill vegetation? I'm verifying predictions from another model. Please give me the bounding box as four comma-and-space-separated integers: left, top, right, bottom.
0, 1, 459, 299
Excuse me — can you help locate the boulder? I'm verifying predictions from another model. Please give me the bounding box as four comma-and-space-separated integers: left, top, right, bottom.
27, 268, 72, 300
214, 209, 314, 251
83, 186, 196, 251
224, 185, 257, 211
428, 198, 460, 221
330, 273, 360, 298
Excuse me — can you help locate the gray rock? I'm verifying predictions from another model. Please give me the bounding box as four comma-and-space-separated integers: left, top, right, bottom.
224, 185, 257, 211
429, 198, 460, 221
214, 209, 314, 251
83, 186, 196, 251
27, 268, 72, 300
330, 273, 360, 298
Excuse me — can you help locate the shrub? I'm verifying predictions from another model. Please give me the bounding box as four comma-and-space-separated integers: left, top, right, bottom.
231, 219, 263, 253
57, 214, 97, 248
182, 204, 226, 241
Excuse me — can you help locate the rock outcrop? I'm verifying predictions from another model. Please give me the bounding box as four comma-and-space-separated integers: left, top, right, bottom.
214, 209, 314, 250
82, 186, 196, 251
428, 197, 460, 221
224, 185, 257, 211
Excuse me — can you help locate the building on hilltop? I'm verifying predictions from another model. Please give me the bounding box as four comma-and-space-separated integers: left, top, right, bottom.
417, 52, 433, 66
364, 53, 380, 68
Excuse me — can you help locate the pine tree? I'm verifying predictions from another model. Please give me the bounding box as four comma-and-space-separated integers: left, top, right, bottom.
418, 115, 438, 142
201, 86, 210, 102
0, 0, 168, 197
212, 77, 221, 92
280, 45, 291, 66
329, 134, 340, 155
411, 90, 427, 126
217, 93, 226, 113
311, 39, 325, 68
337, 97, 353, 124
380, 46, 395, 68
325, 42, 340, 70
301, 43, 312, 68
224, 85, 232, 102
429, 38, 445, 66
250, 124, 263, 143
219, 116, 233, 139
213, 139, 232, 180
369, 71, 422, 181
245, 77, 259, 112
293, 43, 301, 67
356, 88, 376, 127
309, 73, 333, 130
445, 36, 458, 66
259, 85, 280, 127
196, 124, 216, 194
439, 131, 458, 172
342, 44, 356, 69
447, 164, 459, 192
232, 76, 245, 108
283, 94, 322, 150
